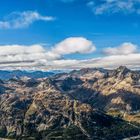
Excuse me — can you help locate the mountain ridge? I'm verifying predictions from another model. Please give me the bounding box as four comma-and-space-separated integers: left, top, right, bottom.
0, 66, 140, 139
0, 70, 56, 80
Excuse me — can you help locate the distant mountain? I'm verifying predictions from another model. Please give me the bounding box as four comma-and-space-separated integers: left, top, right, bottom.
0, 66, 140, 139
0, 70, 55, 80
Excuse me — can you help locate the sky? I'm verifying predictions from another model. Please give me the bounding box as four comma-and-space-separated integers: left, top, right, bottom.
0, 0, 140, 70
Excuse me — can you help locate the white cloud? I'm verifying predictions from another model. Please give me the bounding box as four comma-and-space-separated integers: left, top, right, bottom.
51, 37, 96, 55
50, 0, 140, 15
0, 44, 47, 64
0, 37, 96, 70
0, 44, 45, 56
87, 0, 140, 15
44, 42, 140, 70
0, 11, 55, 29
79, 53, 140, 69
36, 53, 140, 70
103, 42, 137, 55
1, 40, 140, 70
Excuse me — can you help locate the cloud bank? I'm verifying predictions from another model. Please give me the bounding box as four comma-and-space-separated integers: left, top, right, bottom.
0, 37, 97, 70
0, 37, 140, 70
0, 11, 55, 29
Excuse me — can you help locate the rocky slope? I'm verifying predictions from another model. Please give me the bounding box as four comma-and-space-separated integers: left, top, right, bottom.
53, 66, 140, 123
0, 66, 140, 139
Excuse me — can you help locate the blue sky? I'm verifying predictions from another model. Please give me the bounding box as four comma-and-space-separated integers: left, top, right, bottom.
0, 0, 140, 70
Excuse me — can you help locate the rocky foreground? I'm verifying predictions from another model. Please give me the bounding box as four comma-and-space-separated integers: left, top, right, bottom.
0, 66, 140, 140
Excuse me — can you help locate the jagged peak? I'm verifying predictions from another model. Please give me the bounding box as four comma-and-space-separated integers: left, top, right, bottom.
116, 66, 130, 72
108, 66, 131, 78
113, 66, 130, 74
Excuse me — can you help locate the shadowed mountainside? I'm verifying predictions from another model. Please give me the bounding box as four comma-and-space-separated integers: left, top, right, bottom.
0, 66, 140, 139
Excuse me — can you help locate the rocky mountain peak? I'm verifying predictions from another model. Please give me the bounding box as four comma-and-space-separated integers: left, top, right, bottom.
116, 66, 130, 72
109, 66, 130, 79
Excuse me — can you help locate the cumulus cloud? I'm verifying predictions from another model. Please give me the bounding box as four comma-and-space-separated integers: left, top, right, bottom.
0, 44, 47, 64
0, 44, 45, 56
87, 0, 140, 15
0, 11, 55, 29
51, 37, 96, 55
103, 42, 137, 55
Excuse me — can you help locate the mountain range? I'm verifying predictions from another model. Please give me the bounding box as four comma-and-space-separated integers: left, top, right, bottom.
0, 66, 140, 140
0, 70, 56, 80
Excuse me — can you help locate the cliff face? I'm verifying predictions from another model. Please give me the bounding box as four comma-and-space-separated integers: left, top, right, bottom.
0, 67, 140, 139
